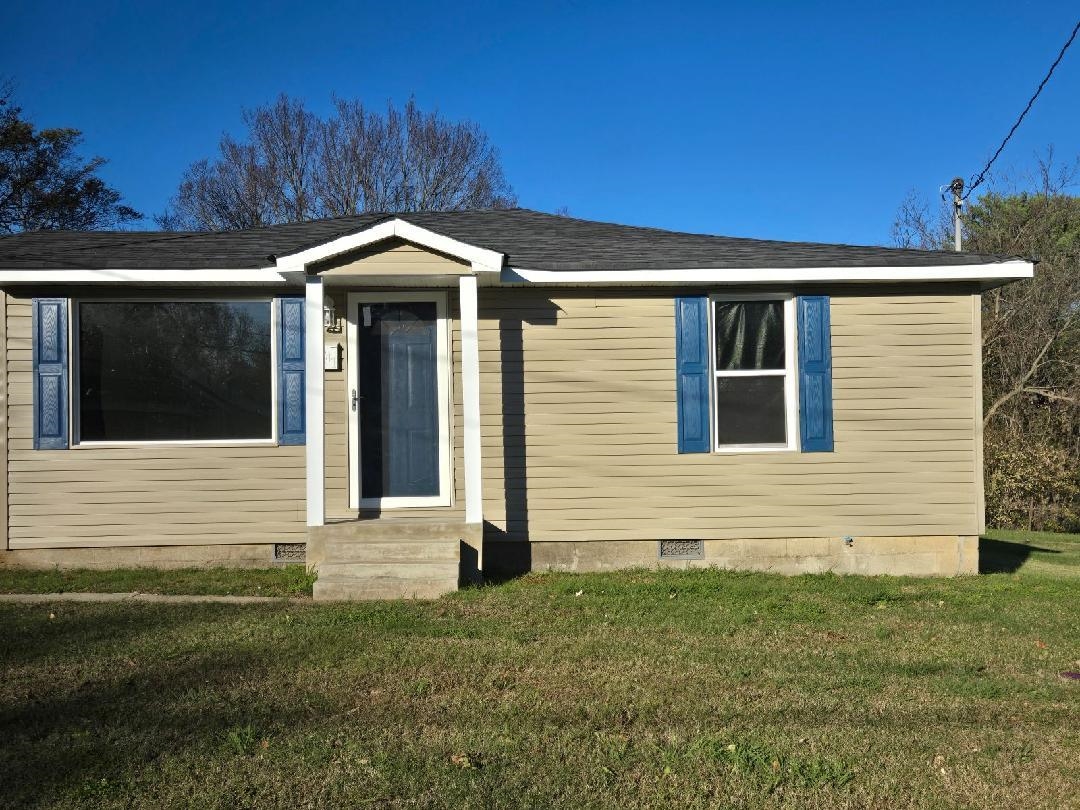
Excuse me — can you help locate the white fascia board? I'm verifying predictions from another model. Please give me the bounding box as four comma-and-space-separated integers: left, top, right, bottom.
502, 261, 1034, 285
0, 268, 292, 284
275, 218, 504, 274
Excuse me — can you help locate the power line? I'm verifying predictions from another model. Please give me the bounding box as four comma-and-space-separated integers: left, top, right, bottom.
962, 19, 1080, 201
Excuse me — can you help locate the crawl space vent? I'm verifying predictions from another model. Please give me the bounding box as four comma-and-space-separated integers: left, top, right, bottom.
658, 539, 704, 560
273, 543, 307, 563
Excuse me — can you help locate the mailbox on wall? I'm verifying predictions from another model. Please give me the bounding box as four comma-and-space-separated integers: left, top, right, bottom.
324, 343, 342, 372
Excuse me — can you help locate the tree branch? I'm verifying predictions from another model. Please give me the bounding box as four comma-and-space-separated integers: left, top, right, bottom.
1021, 387, 1079, 404
983, 327, 1061, 427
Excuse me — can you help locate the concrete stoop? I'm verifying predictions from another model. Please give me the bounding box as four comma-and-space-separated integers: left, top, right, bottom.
308, 520, 464, 601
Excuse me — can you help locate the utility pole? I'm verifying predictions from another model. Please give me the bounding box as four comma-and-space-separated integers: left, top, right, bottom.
949, 177, 964, 251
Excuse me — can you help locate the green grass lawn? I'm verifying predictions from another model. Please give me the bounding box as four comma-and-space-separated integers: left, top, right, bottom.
0, 534, 1077, 809
0, 565, 315, 597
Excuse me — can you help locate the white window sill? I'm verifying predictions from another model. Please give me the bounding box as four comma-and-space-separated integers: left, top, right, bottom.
72, 439, 279, 449
712, 445, 798, 455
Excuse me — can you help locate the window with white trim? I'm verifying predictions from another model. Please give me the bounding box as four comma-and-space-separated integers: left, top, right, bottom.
710, 295, 797, 451
75, 300, 273, 443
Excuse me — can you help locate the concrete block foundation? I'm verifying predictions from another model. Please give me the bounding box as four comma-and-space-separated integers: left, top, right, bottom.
487, 535, 980, 578
0, 535, 980, 582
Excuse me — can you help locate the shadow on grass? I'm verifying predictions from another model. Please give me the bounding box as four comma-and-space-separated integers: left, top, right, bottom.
979, 536, 1060, 574
0, 604, 312, 807
0, 602, 221, 669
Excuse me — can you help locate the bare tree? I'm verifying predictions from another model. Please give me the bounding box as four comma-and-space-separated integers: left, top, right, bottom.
250, 95, 320, 224
159, 95, 516, 230
890, 189, 951, 250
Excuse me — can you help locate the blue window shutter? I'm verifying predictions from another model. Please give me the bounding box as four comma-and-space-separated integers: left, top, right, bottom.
797, 295, 834, 452
32, 298, 69, 450
675, 296, 710, 453
277, 297, 306, 445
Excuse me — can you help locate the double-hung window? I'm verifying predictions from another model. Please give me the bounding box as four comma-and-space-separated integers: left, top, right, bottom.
710, 295, 797, 451
75, 300, 274, 443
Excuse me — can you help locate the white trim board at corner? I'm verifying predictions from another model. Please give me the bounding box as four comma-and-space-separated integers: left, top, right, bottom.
503, 262, 1034, 285
0, 268, 293, 284
275, 218, 505, 274
304, 277, 325, 527
458, 275, 483, 525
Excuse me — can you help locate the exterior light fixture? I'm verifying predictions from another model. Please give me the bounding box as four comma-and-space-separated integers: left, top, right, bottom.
323, 295, 341, 332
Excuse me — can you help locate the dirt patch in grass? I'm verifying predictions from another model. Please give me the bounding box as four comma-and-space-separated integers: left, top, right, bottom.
0, 533, 1076, 808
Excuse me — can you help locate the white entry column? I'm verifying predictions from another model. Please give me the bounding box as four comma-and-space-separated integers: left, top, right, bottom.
304, 274, 325, 526
459, 275, 483, 525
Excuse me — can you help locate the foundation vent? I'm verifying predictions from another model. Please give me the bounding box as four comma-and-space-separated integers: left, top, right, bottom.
658, 539, 704, 560
273, 543, 307, 563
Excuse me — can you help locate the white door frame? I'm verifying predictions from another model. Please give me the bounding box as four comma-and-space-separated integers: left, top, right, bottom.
346, 291, 453, 509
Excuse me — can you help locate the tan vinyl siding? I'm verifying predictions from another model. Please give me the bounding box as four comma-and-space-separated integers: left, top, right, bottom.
478, 287, 980, 542
324, 291, 348, 516
2, 277, 982, 552
323, 289, 464, 520
972, 293, 986, 534
4, 293, 305, 549
314, 239, 471, 277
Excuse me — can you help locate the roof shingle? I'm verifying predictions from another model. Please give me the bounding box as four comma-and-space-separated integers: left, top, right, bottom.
0, 208, 1017, 271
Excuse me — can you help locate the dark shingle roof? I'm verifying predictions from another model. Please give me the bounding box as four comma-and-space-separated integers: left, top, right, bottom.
0, 208, 1017, 271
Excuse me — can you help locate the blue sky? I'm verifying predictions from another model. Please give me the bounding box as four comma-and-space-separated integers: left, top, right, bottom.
2, 1, 1078, 245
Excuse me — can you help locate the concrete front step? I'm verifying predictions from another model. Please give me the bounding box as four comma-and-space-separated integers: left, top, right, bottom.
319, 561, 459, 580
321, 540, 460, 564
310, 521, 467, 543
314, 574, 459, 601
308, 519, 476, 601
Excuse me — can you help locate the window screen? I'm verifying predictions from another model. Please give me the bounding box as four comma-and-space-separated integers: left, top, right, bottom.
77, 301, 272, 442
712, 299, 790, 448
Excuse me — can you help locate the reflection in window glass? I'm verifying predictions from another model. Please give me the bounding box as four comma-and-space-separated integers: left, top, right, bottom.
78, 301, 272, 442
714, 300, 785, 370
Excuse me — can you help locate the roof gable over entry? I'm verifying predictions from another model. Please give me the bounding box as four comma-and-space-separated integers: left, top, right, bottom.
312, 238, 472, 278
275, 217, 503, 274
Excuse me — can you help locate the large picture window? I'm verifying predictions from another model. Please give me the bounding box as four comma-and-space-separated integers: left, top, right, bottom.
76, 301, 273, 443
711, 296, 796, 450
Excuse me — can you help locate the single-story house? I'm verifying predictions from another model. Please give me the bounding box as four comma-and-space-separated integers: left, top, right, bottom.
0, 210, 1032, 598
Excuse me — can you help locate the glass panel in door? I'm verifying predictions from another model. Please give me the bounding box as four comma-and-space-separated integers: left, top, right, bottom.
357, 301, 440, 499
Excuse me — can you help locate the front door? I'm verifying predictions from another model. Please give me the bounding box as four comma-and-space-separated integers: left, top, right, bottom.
347, 292, 451, 508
